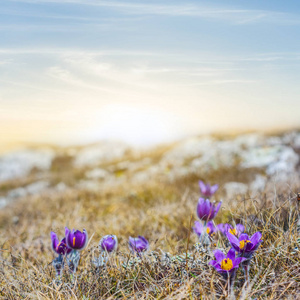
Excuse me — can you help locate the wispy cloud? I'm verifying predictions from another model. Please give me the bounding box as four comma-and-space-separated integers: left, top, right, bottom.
6, 0, 300, 25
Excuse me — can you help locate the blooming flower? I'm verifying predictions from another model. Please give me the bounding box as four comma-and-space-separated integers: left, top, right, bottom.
227, 231, 262, 258
197, 198, 222, 221
209, 248, 246, 274
65, 227, 88, 251
217, 223, 244, 237
50, 231, 72, 255
199, 181, 219, 198
128, 236, 149, 253
100, 235, 118, 253
193, 221, 216, 237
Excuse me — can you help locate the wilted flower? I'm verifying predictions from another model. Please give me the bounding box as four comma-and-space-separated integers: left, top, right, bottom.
50, 231, 72, 255
197, 198, 222, 221
209, 248, 246, 275
193, 221, 216, 237
100, 235, 118, 253
129, 236, 149, 253
65, 227, 88, 251
227, 232, 262, 258
199, 181, 219, 197
217, 223, 244, 237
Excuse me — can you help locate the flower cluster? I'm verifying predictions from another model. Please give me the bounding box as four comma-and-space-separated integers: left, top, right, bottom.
51, 228, 149, 275
49, 179, 262, 297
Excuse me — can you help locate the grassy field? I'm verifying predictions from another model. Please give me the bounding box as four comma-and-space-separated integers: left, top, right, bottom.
0, 138, 299, 299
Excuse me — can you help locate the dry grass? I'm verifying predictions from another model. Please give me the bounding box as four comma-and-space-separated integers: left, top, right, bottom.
0, 146, 299, 299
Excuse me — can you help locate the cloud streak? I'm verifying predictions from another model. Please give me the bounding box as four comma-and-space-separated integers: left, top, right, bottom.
5, 0, 300, 25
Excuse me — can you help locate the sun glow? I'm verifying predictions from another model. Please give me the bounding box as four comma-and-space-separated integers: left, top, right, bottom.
86, 103, 184, 147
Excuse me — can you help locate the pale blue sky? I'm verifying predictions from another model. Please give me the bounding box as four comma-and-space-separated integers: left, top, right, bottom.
1, 0, 300, 147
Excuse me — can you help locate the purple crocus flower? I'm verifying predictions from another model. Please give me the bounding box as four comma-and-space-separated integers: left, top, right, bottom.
217, 223, 244, 237
100, 235, 118, 253
199, 181, 219, 198
50, 232, 72, 255
65, 227, 88, 251
197, 198, 222, 221
128, 236, 149, 253
227, 231, 262, 258
209, 248, 246, 275
193, 221, 216, 237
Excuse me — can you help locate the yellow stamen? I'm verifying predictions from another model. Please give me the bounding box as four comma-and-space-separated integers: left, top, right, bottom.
220, 258, 233, 271
56, 242, 61, 251
239, 239, 251, 249
229, 228, 237, 236
73, 237, 76, 246
206, 227, 211, 234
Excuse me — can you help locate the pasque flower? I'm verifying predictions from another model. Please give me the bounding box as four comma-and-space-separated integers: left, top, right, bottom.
65, 227, 88, 251
217, 223, 244, 237
100, 235, 118, 253
129, 236, 149, 253
197, 198, 222, 221
209, 248, 246, 275
227, 231, 262, 258
199, 181, 219, 197
193, 221, 216, 238
50, 231, 72, 255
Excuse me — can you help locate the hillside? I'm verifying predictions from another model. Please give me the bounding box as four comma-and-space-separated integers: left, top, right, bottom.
0, 130, 300, 299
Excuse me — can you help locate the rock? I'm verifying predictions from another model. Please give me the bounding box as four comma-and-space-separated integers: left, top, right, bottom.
0, 149, 55, 182
241, 145, 299, 182
85, 168, 109, 180
74, 142, 130, 167
250, 175, 267, 193
224, 182, 248, 198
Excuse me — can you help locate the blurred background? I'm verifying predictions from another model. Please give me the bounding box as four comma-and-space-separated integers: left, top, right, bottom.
1, 0, 300, 151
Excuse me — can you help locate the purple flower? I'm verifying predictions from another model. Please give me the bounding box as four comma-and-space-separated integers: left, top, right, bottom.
193, 221, 216, 237
209, 248, 246, 274
217, 223, 244, 237
100, 235, 118, 253
227, 231, 262, 258
197, 198, 222, 221
128, 236, 149, 253
50, 232, 72, 255
65, 227, 88, 251
199, 181, 219, 197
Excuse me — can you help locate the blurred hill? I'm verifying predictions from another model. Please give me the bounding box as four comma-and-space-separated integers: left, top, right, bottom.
1, 130, 299, 209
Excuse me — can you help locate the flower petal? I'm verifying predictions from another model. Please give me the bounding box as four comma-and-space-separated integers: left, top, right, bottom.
227, 232, 240, 248
250, 231, 262, 245
239, 233, 249, 241
213, 249, 226, 263
227, 248, 236, 261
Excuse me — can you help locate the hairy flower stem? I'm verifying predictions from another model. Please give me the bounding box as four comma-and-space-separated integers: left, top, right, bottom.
243, 264, 250, 288
52, 254, 64, 277
67, 249, 80, 274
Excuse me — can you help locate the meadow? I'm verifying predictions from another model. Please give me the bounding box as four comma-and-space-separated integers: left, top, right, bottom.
0, 131, 299, 299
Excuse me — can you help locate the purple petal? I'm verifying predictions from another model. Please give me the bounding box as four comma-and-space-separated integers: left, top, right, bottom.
250, 232, 262, 245
193, 221, 204, 236
227, 248, 236, 261
65, 227, 70, 238
213, 201, 222, 217
210, 184, 219, 195
199, 181, 207, 194
236, 224, 245, 234
239, 233, 249, 241
227, 232, 240, 248
213, 249, 226, 263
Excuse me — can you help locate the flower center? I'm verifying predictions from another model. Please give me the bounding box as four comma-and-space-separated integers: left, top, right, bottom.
220, 258, 233, 271
239, 239, 251, 249
73, 237, 76, 246
229, 228, 237, 235
206, 227, 211, 234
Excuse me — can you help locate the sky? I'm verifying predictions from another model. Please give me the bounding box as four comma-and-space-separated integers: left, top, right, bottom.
1, 0, 300, 147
